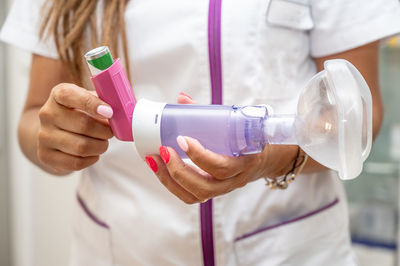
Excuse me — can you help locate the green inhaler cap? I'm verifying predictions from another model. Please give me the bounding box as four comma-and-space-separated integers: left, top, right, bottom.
85, 46, 113, 76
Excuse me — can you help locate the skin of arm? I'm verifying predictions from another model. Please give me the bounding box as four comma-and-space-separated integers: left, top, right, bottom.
19, 55, 114, 176
148, 41, 383, 204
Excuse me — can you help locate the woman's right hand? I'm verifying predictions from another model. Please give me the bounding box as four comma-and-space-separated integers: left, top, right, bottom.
37, 83, 114, 174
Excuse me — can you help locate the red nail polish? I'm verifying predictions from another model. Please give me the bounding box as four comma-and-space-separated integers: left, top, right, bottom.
145, 156, 158, 172
159, 146, 170, 164
179, 92, 193, 100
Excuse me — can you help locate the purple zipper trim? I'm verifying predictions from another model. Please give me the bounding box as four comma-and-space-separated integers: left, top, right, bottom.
77, 193, 110, 229
200, 0, 223, 265
200, 201, 215, 266
234, 198, 339, 242
208, 0, 223, 105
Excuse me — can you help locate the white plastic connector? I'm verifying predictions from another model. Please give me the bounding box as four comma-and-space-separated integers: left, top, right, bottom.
132, 99, 166, 160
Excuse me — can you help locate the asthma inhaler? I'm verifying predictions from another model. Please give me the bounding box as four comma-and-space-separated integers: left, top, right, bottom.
84, 46, 372, 180
85, 46, 136, 141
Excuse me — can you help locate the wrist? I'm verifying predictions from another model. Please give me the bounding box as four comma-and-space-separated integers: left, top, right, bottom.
264, 146, 308, 189
262, 144, 299, 178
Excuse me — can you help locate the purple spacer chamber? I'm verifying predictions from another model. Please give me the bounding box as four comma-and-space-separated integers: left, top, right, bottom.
160, 104, 269, 157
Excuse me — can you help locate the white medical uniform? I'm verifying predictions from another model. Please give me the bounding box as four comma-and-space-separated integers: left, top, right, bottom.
2, 0, 400, 265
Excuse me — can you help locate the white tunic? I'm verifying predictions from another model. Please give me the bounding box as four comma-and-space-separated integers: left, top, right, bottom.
2, 0, 400, 265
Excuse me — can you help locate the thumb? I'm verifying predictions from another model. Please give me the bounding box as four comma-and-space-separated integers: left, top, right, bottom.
52, 83, 113, 119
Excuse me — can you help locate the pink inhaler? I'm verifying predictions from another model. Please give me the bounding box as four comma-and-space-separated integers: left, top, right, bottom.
90, 58, 136, 141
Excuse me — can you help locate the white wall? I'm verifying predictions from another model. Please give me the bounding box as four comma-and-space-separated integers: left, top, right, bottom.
4, 1, 80, 265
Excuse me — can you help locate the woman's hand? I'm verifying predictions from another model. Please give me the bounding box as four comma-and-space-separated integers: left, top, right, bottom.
145, 93, 298, 204
37, 83, 114, 174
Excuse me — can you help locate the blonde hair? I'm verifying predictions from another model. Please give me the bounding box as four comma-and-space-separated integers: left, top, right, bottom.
40, 0, 131, 84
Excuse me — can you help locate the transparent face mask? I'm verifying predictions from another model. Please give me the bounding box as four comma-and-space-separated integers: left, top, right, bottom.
295, 59, 372, 179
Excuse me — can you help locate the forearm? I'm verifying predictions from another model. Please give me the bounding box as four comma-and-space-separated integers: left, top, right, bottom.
18, 107, 71, 176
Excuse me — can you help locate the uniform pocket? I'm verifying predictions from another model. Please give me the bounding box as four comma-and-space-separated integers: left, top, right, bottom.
266, 0, 314, 31
233, 198, 357, 266
69, 194, 114, 266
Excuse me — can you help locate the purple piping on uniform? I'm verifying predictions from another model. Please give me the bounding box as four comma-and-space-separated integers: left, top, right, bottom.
77, 193, 110, 229
201, 201, 215, 266
200, 0, 222, 265
208, 0, 223, 105
234, 198, 339, 242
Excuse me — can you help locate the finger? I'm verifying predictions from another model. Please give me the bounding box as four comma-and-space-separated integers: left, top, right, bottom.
177, 92, 196, 104
37, 148, 99, 172
39, 128, 109, 157
51, 83, 113, 120
145, 155, 200, 204
176, 136, 251, 180
52, 106, 113, 140
160, 146, 241, 200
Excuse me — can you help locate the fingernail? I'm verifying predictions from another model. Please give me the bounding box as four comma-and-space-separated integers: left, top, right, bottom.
179, 92, 192, 100
159, 146, 170, 164
176, 136, 188, 152
145, 156, 158, 172
97, 105, 113, 118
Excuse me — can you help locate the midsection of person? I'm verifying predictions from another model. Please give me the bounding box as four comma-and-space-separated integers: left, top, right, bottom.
78, 0, 344, 265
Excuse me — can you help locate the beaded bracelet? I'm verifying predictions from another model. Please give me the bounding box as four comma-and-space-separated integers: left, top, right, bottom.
264, 147, 308, 190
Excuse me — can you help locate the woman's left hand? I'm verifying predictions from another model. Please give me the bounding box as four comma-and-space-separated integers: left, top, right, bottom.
144, 93, 298, 204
